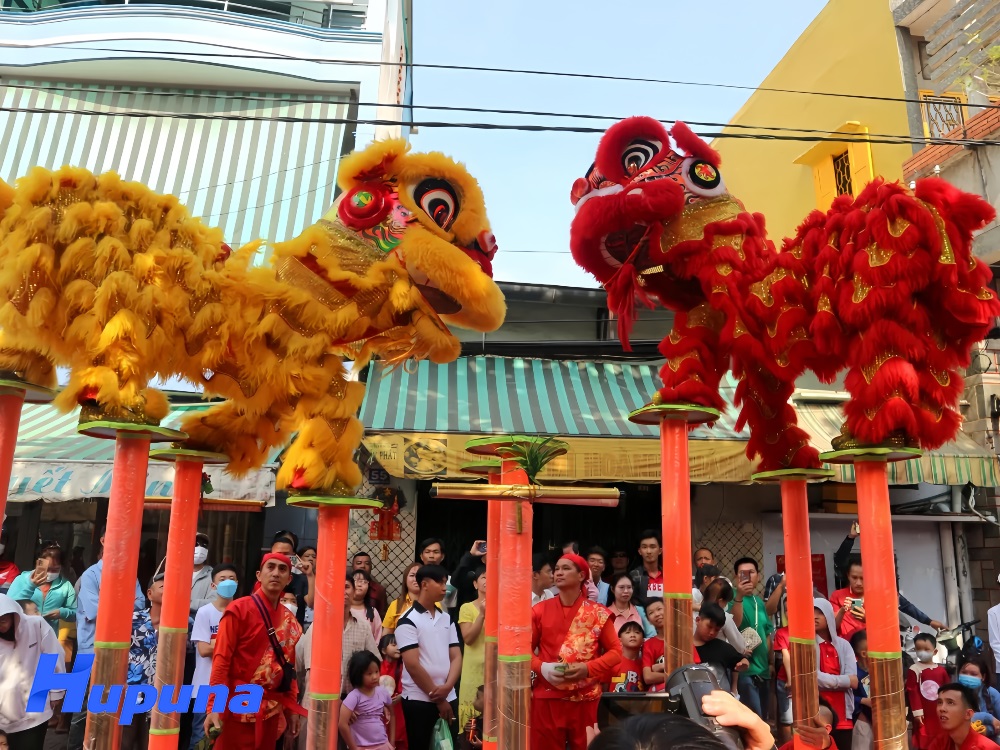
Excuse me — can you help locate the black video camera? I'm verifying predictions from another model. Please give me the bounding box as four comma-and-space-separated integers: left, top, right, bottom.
598, 665, 743, 749
664, 665, 743, 750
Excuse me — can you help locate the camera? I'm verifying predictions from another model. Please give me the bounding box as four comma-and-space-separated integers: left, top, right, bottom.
598, 665, 743, 749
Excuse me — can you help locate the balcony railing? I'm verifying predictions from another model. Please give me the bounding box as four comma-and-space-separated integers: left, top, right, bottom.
0, 0, 367, 30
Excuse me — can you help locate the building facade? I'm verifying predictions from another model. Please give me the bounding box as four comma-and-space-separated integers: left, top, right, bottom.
0, 0, 412, 582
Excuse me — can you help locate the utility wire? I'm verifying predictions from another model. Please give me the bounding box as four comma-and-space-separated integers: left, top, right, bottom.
0, 105, 993, 147
17, 41, 1000, 115
0, 80, 970, 142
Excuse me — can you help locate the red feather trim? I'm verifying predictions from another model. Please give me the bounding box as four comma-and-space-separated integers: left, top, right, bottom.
670, 121, 721, 167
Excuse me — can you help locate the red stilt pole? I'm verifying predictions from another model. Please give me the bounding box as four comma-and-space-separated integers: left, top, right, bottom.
496, 459, 530, 750
855, 460, 907, 750
148, 459, 203, 750
660, 418, 693, 672
85, 435, 151, 750
781, 479, 820, 749
483, 492, 500, 750
307, 505, 350, 750
0, 391, 25, 527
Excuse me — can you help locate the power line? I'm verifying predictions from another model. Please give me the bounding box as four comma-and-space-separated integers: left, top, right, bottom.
0, 80, 955, 141
18, 41, 1000, 115
0, 104, 993, 148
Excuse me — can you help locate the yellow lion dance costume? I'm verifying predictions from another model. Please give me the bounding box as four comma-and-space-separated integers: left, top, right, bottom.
0, 139, 506, 494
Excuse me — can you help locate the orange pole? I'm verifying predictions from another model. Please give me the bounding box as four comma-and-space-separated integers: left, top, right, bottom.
86, 435, 151, 750
660, 417, 692, 672
855, 460, 907, 750
149, 459, 203, 750
497, 459, 530, 750
0, 391, 25, 527
781, 479, 820, 749
307, 505, 349, 750
483, 491, 501, 750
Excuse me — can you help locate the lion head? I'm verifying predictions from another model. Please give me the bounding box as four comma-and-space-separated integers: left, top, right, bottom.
569, 116, 752, 345
332, 139, 506, 334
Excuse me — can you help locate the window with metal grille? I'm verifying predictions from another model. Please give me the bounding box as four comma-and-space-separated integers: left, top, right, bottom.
833, 151, 853, 196
920, 93, 965, 138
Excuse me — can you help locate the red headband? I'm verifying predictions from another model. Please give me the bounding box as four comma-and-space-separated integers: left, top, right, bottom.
260, 552, 291, 570
560, 553, 590, 578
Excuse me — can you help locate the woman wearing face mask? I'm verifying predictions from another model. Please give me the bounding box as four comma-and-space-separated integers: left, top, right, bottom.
958, 657, 1000, 739
189, 533, 214, 615
906, 633, 949, 748
6, 545, 76, 635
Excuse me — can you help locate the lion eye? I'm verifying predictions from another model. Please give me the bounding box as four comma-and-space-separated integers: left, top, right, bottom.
622, 139, 662, 176
412, 178, 459, 230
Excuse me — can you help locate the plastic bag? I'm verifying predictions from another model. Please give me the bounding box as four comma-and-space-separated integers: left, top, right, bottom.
430, 718, 455, 750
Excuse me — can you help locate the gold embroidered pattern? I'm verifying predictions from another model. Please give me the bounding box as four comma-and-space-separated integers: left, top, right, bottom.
660, 198, 743, 249
865, 390, 904, 420
668, 329, 683, 344
749, 269, 789, 308
667, 351, 698, 372
865, 243, 893, 267
686, 303, 725, 332
716, 262, 733, 276
711, 233, 746, 260
933, 369, 950, 387
852, 277, 871, 303
733, 317, 749, 338
861, 351, 898, 384
888, 217, 911, 238
923, 204, 955, 265
817, 294, 832, 313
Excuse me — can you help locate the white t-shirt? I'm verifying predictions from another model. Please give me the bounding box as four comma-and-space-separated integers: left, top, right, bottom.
191, 602, 225, 692
395, 601, 459, 702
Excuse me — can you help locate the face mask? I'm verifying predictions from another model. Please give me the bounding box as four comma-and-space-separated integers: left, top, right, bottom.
216, 579, 238, 599
193, 547, 208, 565
283, 602, 297, 615
959, 674, 983, 689
916, 650, 934, 663
45, 571, 59, 582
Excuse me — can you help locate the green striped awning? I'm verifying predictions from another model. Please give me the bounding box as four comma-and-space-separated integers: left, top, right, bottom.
14, 403, 217, 461
359, 356, 746, 440
0, 80, 350, 263
359, 356, 1000, 486
795, 402, 1000, 487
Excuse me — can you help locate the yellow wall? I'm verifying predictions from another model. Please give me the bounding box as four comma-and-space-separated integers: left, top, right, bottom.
714, 0, 912, 241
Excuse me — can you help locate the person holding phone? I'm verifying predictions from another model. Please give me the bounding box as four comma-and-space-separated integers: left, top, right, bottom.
729, 557, 772, 721
6, 545, 76, 635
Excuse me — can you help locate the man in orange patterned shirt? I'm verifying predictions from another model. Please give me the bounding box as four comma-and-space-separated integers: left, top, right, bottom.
205, 552, 305, 749
531, 553, 622, 750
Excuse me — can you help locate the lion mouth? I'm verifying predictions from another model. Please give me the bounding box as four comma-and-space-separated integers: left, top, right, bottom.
409, 266, 463, 315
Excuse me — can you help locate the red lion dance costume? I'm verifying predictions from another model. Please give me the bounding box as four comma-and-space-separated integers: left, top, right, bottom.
570, 116, 1000, 472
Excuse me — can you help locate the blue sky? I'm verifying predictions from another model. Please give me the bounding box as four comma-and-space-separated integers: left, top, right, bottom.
409, 0, 829, 288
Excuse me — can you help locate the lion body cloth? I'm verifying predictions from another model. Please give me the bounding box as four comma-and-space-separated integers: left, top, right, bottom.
0, 139, 505, 494
570, 116, 1000, 474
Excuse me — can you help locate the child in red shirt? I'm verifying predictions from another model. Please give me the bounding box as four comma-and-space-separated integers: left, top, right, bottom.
641, 599, 666, 692
378, 633, 407, 750
907, 633, 949, 748
606, 621, 646, 692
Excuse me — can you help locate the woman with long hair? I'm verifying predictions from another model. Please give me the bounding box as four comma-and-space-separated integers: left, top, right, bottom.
351, 569, 382, 642
458, 567, 486, 732
958, 656, 1000, 740
382, 562, 422, 634
606, 572, 648, 635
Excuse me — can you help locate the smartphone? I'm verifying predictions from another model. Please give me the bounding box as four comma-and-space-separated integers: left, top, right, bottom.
289, 554, 300, 568
852, 522, 861, 535
476, 541, 487, 555
34, 557, 49, 574
739, 570, 751, 584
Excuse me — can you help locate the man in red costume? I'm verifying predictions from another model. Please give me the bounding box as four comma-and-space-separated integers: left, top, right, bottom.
928, 684, 996, 750
205, 552, 305, 748
531, 553, 622, 750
